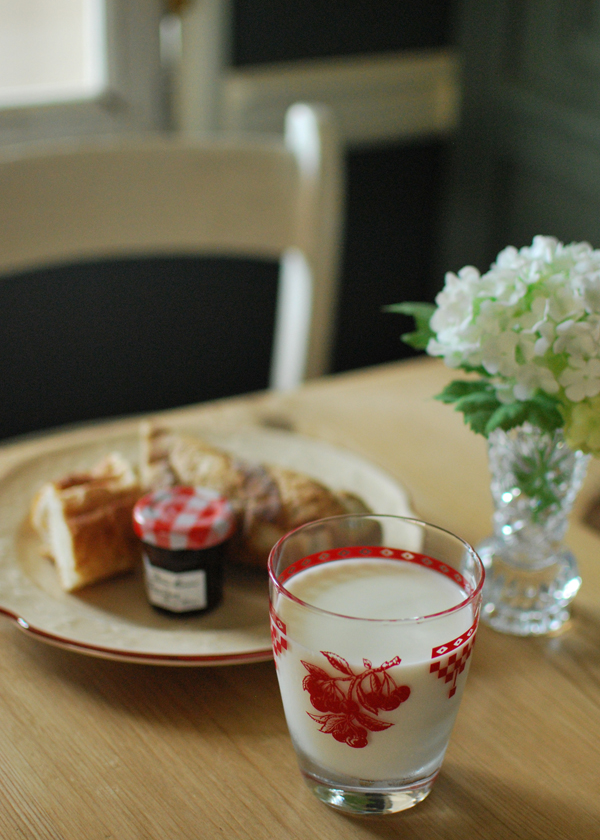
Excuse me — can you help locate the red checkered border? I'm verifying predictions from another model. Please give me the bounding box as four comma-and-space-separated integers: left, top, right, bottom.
270, 606, 288, 661
429, 616, 479, 698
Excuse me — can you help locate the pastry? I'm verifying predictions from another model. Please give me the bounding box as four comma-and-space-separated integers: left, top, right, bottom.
140, 423, 371, 567
30, 452, 143, 592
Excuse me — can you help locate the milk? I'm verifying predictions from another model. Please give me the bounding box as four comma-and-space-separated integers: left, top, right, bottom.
287, 557, 464, 619
272, 557, 479, 784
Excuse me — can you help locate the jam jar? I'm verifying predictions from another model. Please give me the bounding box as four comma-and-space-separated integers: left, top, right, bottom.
133, 486, 236, 615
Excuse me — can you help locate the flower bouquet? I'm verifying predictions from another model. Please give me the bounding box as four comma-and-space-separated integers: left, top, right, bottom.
388, 236, 597, 635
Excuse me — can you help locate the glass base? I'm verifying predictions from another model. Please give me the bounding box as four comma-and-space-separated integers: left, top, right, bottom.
302, 770, 437, 815
477, 537, 581, 636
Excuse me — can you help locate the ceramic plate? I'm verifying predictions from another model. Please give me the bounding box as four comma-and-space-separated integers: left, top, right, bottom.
0, 425, 414, 665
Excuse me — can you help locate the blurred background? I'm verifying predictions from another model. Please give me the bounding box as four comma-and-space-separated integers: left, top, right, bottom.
2, 0, 598, 438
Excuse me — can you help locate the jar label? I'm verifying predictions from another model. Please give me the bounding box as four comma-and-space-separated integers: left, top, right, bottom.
143, 556, 207, 612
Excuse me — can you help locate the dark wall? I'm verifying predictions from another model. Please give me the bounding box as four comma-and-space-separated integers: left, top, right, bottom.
333, 140, 449, 373
232, 0, 453, 65
440, 0, 600, 278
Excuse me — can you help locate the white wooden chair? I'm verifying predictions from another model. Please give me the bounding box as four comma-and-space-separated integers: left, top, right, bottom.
0, 102, 343, 391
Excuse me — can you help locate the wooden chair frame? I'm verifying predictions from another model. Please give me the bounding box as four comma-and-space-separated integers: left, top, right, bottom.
0, 103, 343, 390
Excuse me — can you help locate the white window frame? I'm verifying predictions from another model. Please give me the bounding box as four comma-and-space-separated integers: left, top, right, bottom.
0, 0, 166, 146
175, 0, 459, 148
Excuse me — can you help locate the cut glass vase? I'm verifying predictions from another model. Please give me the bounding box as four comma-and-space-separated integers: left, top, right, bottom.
477, 423, 589, 636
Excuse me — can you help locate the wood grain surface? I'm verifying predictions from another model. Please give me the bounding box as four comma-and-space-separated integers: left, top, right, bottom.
0, 356, 599, 839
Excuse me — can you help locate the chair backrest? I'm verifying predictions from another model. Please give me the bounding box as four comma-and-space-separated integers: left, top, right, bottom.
0, 102, 343, 391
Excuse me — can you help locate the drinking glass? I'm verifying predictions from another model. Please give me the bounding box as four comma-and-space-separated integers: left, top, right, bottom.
268, 514, 484, 815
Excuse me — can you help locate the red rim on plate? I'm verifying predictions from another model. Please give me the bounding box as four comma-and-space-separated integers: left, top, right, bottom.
3, 607, 273, 666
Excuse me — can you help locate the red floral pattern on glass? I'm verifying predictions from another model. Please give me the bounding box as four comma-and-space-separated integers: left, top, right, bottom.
302, 652, 410, 748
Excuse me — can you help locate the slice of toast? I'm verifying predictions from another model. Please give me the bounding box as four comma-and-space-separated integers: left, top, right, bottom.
31, 453, 143, 592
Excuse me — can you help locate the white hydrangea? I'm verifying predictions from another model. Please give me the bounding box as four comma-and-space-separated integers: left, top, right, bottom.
427, 236, 600, 405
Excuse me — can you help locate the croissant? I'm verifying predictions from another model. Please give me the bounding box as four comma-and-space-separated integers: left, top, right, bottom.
140, 423, 370, 568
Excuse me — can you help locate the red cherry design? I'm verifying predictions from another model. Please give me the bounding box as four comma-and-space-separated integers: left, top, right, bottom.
301, 653, 410, 749
357, 670, 411, 714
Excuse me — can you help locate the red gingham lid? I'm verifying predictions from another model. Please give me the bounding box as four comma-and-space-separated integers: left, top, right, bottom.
133, 486, 236, 550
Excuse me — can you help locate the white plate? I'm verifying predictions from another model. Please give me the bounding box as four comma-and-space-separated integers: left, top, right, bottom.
0, 425, 414, 665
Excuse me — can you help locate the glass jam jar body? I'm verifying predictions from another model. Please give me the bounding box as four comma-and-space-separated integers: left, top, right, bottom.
133, 486, 236, 616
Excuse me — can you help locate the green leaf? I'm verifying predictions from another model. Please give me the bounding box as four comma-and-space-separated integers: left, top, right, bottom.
484, 402, 530, 435
457, 401, 500, 426
383, 302, 435, 350
434, 378, 502, 436
435, 379, 492, 404
433, 379, 565, 440
484, 391, 564, 436
527, 392, 564, 433
460, 391, 502, 435
458, 363, 490, 377
454, 391, 500, 413
464, 409, 497, 436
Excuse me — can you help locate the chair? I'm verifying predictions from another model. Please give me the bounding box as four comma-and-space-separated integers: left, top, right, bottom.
0, 102, 343, 395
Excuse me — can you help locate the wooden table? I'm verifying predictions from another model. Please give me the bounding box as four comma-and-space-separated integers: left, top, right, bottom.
1, 357, 599, 839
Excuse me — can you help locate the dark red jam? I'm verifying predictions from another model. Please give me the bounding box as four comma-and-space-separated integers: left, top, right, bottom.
133, 486, 236, 616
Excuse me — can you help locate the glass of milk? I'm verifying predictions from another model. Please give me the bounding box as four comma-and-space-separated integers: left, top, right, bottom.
268, 514, 484, 815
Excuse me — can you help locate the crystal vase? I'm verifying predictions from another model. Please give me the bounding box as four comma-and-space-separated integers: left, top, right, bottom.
476, 423, 590, 636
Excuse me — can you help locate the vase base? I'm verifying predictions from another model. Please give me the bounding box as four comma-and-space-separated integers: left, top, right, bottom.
476, 537, 581, 636
481, 603, 572, 636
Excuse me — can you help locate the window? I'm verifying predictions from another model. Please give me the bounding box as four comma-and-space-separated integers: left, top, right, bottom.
0, 0, 166, 145
0, 0, 106, 108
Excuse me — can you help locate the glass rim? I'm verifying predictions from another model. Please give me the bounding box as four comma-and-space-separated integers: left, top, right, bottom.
268, 514, 485, 624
